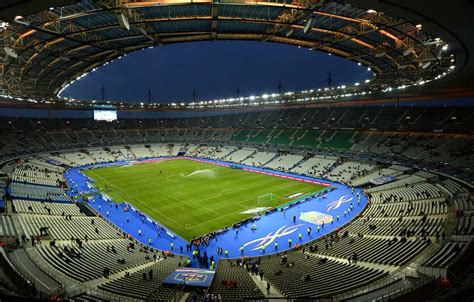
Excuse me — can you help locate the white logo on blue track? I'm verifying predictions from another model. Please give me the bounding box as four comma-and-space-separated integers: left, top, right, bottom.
327, 195, 353, 211
243, 224, 303, 251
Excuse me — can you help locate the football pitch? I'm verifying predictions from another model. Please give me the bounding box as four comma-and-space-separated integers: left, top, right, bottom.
84, 158, 326, 240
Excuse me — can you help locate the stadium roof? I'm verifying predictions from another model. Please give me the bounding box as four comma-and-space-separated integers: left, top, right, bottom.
0, 0, 472, 109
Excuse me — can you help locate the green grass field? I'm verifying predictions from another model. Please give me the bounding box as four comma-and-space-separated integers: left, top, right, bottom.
84, 159, 326, 240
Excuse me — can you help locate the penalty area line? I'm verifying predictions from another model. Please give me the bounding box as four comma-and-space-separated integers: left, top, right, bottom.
90, 173, 182, 227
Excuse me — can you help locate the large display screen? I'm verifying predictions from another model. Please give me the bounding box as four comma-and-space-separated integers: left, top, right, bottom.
93, 110, 117, 121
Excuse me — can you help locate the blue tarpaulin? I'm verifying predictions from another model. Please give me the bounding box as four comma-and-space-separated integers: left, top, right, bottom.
163, 267, 215, 288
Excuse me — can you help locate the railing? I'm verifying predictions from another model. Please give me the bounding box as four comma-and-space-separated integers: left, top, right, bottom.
173, 281, 187, 302
372, 276, 437, 302
413, 240, 448, 273
0, 247, 62, 299
67, 287, 142, 302
21, 245, 65, 294
336, 272, 406, 301
0, 248, 34, 285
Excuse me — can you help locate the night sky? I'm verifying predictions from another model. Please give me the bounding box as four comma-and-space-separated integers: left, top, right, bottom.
62, 41, 372, 103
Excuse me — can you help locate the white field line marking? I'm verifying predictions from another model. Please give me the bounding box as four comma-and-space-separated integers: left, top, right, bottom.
184, 180, 326, 230
88, 163, 324, 234
90, 172, 181, 226
93, 171, 309, 231
102, 171, 229, 228
184, 186, 314, 230
191, 200, 221, 216
192, 176, 289, 205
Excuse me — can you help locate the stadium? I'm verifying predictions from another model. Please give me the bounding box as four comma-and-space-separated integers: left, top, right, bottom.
0, 0, 473, 301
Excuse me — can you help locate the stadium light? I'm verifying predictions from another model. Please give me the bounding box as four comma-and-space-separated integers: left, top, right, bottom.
138, 27, 155, 42
403, 47, 413, 56
4, 47, 18, 59
0, 21, 9, 31
303, 16, 316, 34
117, 12, 130, 30
422, 62, 431, 69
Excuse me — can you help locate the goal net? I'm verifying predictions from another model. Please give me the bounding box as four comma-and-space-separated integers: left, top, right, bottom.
257, 193, 277, 204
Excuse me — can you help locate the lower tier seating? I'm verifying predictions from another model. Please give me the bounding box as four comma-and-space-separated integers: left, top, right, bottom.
208, 260, 265, 300
259, 252, 387, 298
35, 239, 154, 282
13, 199, 83, 216
315, 236, 430, 266
19, 215, 121, 240
98, 256, 183, 300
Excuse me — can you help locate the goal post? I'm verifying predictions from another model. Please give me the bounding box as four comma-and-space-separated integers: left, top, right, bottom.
257, 193, 277, 204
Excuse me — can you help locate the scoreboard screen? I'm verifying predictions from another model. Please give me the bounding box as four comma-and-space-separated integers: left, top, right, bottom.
94, 110, 117, 121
